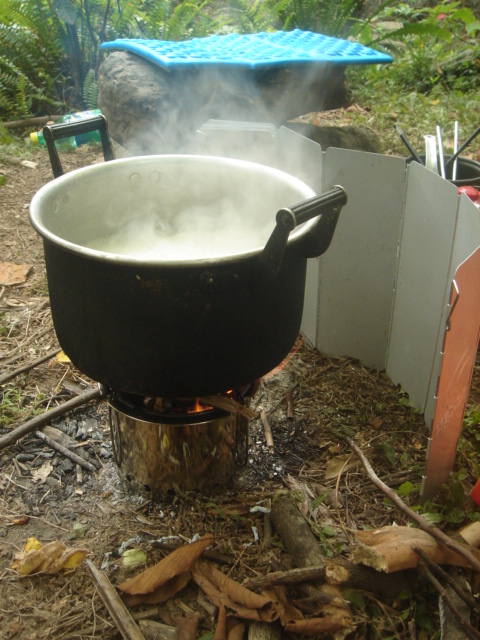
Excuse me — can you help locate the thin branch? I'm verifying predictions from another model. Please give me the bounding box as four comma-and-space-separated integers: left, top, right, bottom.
346, 437, 480, 573
418, 561, 480, 640
0, 348, 61, 385
242, 565, 326, 589
35, 429, 97, 473
414, 547, 480, 615
0, 385, 105, 451
86, 560, 146, 640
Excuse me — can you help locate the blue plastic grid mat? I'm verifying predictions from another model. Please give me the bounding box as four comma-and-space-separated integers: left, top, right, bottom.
100, 29, 393, 71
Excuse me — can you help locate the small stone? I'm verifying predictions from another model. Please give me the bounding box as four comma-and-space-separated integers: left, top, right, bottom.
60, 459, 74, 473
16, 453, 35, 462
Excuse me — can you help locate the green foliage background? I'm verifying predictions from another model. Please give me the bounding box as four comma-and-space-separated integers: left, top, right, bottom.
1, 0, 479, 122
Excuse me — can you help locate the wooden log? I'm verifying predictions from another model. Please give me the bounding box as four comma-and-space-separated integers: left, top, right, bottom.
270, 491, 325, 568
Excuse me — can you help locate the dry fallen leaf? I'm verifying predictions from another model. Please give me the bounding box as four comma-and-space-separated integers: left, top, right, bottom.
117, 535, 214, 605
0, 261, 32, 286
192, 561, 278, 622
46, 548, 89, 574
324, 455, 359, 480
55, 350, 71, 363
31, 460, 53, 484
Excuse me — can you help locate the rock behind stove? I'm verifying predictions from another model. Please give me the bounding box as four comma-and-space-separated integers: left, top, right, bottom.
98, 51, 362, 155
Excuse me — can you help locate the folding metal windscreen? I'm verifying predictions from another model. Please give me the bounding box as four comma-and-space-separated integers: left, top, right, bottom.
198, 124, 480, 499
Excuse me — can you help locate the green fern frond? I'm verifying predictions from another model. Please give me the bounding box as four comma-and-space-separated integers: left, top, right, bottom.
82, 68, 98, 109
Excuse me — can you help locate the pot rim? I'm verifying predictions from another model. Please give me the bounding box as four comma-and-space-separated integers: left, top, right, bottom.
29, 154, 317, 266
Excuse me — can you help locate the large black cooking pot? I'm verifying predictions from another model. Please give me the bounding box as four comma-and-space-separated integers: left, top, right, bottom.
30, 153, 346, 397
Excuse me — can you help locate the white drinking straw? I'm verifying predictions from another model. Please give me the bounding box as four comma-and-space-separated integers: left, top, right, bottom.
436, 126, 446, 179
452, 121, 459, 181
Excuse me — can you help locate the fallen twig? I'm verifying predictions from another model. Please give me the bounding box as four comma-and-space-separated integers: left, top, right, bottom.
0, 385, 105, 451
243, 566, 326, 590
3, 115, 61, 129
86, 559, 146, 640
138, 619, 178, 640
0, 347, 61, 385
285, 391, 294, 419
35, 429, 97, 473
260, 408, 274, 450
347, 437, 480, 573
414, 547, 480, 615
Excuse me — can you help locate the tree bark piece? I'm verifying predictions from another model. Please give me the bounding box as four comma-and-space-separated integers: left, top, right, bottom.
347, 437, 480, 573
270, 491, 325, 568
247, 621, 281, 640
353, 526, 480, 573
138, 620, 178, 640
86, 559, 146, 640
0, 385, 105, 450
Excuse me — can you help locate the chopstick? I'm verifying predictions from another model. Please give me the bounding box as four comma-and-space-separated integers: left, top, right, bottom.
395, 124, 423, 164
445, 123, 480, 169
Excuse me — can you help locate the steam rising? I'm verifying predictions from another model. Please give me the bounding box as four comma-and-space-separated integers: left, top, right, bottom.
86, 196, 275, 260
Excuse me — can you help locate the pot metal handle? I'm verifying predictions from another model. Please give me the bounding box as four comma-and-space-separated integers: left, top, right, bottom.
259, 185, 347, 280
43, 115, 115, 178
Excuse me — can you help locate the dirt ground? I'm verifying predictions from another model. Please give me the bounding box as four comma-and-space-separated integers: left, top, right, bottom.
1, 138, 479, 639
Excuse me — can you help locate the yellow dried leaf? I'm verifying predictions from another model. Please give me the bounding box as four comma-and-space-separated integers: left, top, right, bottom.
15, 549, 49, 575
56, 350, 71, 363
47, 548, 88, 574
13, 539, 86, 576
25, 537, 42, 552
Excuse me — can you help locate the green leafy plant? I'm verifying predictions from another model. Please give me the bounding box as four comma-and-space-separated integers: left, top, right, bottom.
355, 1, 480, 93
0, 0, 64, 119
265, 0, 365, 36
82, 68, 98, 109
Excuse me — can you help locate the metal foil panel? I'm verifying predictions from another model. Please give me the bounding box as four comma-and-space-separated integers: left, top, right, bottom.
422, 246, 480, 501
312, 148, 406, 368
386, 163, 459, 412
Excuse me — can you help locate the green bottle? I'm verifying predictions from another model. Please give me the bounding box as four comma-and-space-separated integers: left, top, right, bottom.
30, 109, 102, 149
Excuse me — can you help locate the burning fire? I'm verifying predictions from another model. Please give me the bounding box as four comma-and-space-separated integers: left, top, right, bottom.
187, 398, 213, 414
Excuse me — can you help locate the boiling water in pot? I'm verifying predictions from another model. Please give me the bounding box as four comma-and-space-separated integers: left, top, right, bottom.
86, 197, 275, 260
